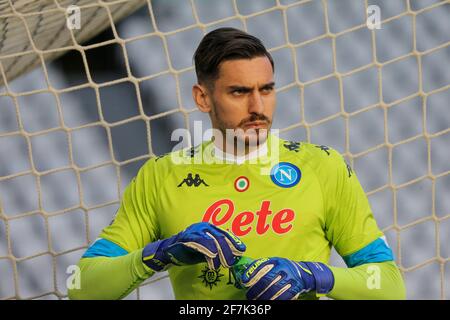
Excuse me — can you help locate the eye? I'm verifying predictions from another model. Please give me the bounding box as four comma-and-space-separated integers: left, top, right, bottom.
231, 89, 246, 96
261, 86, 274, 94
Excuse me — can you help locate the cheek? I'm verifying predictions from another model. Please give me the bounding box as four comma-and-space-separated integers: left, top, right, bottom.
264, 95, 277, 116
214, 96, 246, 123
216, 107, 243, 127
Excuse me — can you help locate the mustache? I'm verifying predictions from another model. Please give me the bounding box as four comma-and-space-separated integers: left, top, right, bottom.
239, 114, 271, 127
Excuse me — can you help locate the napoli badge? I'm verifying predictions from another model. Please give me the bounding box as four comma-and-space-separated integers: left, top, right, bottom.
270, 162, 301, 188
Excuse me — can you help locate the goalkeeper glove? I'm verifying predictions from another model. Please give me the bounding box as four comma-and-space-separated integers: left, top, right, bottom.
238, 257, 334, 300
142, 222, 246, 271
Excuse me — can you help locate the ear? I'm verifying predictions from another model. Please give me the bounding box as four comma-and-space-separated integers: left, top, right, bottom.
192, 83, 212, 113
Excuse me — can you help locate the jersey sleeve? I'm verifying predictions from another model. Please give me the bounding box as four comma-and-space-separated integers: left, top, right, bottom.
99, 158, 161, 253
311, 145, 384, 257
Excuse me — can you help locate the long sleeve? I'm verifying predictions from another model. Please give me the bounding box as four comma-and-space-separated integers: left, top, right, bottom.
68, 249, 155, 300
69, 157, 162, 300
327, 261, 406, 300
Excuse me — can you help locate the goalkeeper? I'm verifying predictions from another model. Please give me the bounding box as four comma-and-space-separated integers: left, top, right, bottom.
69, 28, 405, 300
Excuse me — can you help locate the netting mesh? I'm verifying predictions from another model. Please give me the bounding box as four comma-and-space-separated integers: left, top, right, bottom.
0, 0, 449, 300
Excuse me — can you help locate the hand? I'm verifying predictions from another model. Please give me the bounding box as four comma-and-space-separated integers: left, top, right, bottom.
240, 257, 334, 300
142, 222, 246, 271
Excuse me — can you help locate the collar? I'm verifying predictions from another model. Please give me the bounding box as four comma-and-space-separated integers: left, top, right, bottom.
212, 140, 268, 165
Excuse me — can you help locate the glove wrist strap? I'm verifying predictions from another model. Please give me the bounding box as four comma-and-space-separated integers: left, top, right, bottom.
142, 236, 177, 271
302, 262, 335, 294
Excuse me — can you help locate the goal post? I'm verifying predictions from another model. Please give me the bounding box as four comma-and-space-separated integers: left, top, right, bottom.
0, 0, 449, 300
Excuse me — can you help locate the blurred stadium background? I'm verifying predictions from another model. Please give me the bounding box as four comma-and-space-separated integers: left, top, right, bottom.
0, 0, 449, 300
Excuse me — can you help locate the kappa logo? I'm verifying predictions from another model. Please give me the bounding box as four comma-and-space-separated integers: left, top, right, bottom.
270, 162, 301, 188
178, 173, 209, 187
315, 145, 331, 156
345, 159, 353, 178
186, 145, 201, 158
283, 141, 301, 152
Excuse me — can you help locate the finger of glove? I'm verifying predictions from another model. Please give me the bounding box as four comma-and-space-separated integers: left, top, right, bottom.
204, 255, 228, 270
179, 232, 219, 259
208, 225, 246, 254
276, 288, 304, 301
205, 256, 221, 270
241, 259, 274, 287
164, 243, 206, 266
205, 230, 239, 268
207, 255, 223, 270
262, 282, 297, 300
246, 273, 282, 300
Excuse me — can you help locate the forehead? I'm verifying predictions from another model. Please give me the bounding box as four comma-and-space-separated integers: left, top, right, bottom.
216, 56, 274, 86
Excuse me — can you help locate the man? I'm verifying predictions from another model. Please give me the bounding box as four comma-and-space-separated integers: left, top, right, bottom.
69, 28, 405, 300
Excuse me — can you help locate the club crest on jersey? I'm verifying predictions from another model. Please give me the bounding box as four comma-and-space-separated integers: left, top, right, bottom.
270, 162, 301, 188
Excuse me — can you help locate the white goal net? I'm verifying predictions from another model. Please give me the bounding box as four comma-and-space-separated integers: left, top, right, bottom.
0, 0, 449, 300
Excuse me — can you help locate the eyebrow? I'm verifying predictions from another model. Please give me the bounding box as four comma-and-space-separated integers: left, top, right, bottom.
228, 82, 276, 91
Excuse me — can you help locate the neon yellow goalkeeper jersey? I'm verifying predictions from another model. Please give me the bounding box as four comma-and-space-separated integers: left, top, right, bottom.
99, 134, 384, 299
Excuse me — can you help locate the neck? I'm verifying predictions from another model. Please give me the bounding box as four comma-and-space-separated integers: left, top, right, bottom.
212, 131, 269, 157
210, 131, 269, 165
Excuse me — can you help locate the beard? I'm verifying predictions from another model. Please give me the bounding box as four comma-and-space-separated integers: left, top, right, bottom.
210, 99, 271, 151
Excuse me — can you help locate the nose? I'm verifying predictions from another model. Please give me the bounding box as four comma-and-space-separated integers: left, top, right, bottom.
248, 90, 265, 115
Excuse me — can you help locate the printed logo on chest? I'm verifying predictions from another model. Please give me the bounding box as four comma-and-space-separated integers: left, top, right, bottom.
202, 199, 295, 237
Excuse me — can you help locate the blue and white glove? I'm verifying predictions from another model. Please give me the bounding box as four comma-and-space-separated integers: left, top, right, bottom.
142, 222, 246, 271
240, 257, 334, 300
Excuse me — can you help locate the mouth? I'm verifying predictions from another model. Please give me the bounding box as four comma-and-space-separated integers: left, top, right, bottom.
242, 121, 268, 129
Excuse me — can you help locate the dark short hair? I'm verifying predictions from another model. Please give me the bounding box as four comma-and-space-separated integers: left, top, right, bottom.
193, 27, 274, 88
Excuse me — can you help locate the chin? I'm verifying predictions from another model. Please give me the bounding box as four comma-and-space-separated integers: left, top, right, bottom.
240, 128, 269, 147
